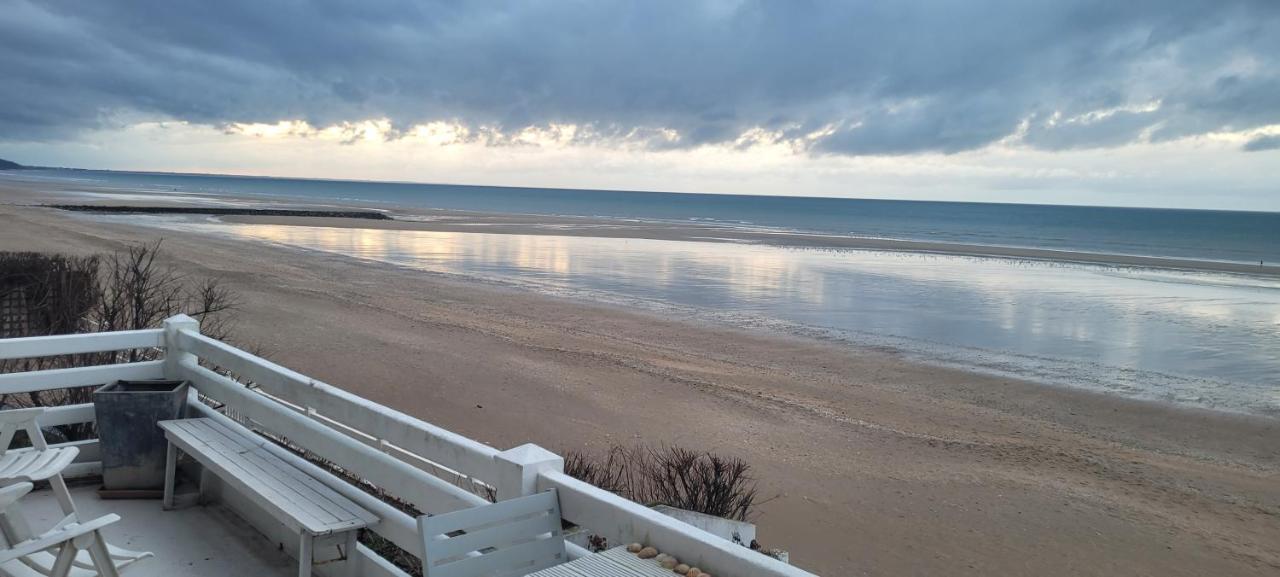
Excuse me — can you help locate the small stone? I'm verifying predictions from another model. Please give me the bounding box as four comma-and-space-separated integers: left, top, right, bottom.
674, 564, 690, 575
659, 557, 679, 569
687, 569, 702, 577
626, 543, 643, 553
638, 547, 659, 559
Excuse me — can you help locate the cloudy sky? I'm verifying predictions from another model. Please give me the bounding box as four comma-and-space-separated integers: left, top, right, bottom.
2, 0, 1278, 210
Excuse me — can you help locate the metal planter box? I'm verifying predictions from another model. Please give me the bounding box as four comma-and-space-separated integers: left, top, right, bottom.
93, 379, 189, 494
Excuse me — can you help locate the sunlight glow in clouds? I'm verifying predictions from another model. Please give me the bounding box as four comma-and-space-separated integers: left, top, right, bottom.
1, 1, 1278, 209
6, 116, 1276, 211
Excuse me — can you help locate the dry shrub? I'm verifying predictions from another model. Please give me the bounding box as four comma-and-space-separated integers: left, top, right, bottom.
92, 241, 239, 341
0, 252, 99, 338
564, 444, 760, 522
0, 242, 240, 440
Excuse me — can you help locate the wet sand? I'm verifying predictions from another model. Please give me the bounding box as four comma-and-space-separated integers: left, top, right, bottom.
1, 189, 1279, 576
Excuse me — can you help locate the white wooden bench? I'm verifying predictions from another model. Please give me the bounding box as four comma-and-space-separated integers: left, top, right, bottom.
158, 417, 378, 577
418, 489, 567, 577
523, 546, 683, 577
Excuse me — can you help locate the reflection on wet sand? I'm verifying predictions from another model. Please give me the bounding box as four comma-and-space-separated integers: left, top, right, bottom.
215, 223, 1280, 415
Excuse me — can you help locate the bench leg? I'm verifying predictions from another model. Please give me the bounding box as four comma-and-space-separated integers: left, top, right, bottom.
344, 530, 360, 577
163, 440, 178, 510
299, 532, 314, 577
198, 465, 212, 505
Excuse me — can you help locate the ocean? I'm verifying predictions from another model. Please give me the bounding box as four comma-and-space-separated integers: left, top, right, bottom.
12, 168, 1280, 264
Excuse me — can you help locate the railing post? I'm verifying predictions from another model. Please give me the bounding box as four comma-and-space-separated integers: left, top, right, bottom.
493, 443, 563, 501
162, 314, 200, 380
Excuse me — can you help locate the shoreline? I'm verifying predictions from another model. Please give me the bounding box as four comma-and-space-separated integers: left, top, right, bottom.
2, 188, 1279, 576
4, 177, 1277, 278
223, 212, 1280, 277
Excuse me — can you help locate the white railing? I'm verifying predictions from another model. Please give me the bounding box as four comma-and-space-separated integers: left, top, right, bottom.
541, 471, 809, 577
0, 328, 167, 478
173, 327, 501, 488
0, 315, 817, 577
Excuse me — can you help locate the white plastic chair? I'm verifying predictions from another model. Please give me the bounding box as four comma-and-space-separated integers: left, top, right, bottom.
0, 409, 81, 519
418, 489, 567, 577
0, 408, 151, 576
0, 482, 148, 577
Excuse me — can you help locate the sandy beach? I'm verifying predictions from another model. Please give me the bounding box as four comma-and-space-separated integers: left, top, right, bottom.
2, 188, 1279, 576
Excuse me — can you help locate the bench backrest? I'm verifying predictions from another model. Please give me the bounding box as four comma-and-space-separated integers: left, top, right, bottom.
418, 489, 566, 577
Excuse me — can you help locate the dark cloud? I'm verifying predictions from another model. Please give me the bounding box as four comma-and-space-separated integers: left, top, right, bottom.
1021, 109, 1163, 151
1243, 134, 1280, 152
1, 0, 1277, 155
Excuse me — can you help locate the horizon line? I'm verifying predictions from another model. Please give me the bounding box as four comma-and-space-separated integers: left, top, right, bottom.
8, 161, 1280, 215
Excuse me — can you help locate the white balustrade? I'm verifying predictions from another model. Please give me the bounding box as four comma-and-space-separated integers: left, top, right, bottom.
0, 316, 817, 577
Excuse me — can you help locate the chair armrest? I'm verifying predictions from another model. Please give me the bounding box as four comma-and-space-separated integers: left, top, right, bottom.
0, 513, 121, 562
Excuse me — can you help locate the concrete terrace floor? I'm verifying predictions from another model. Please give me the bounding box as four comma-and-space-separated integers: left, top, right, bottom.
13, 483, 294, 577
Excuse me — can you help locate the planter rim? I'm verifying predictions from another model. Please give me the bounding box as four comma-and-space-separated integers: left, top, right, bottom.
95, 379, 189, 394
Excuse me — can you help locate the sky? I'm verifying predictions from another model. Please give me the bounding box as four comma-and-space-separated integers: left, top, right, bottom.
1, 0, 1278, 210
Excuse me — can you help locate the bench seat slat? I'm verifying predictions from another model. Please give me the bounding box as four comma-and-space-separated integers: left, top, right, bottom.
169, 418, 374, 529
180, 419, 347, 528
181, 418, 368, 527
160, 418, 377, 535
163, 419, 336, 532
430, 535, 565, 577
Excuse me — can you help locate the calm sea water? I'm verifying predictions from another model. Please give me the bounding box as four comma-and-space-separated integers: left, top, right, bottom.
11, 168, 1280, 264
73, 214, 1280, 417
